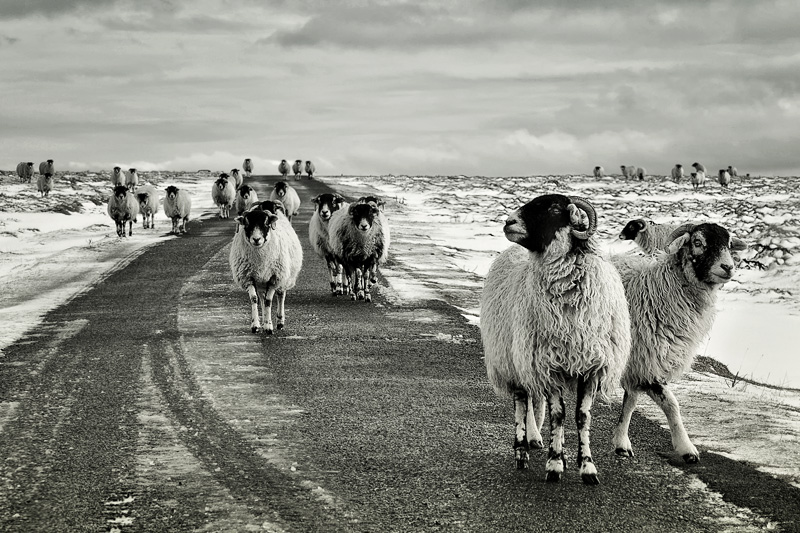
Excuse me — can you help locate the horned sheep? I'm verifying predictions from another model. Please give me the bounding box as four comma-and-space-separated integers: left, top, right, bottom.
229, 208, 303, 334
163, 185, 192, 234
481, 194, 631, 484
611, 223, 747, 463
618, 219, 680, 256
107, 185, 140, 237
136, 185, 160, 229
236, 184, 259, 216
16, 162, 34, 183
308, 193, 348, 294
212, 174, 236, 219
269, 181, 301, 222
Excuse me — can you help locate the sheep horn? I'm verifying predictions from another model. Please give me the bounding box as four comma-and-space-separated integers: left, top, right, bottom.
667, 223, 696, 244
568, 196, 597, 240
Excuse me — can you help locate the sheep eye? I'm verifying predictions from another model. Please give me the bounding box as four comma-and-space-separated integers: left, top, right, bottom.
693, 239, 703, 248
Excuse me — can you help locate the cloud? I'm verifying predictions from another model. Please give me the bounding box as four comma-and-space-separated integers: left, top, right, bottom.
0, 0, 120, 18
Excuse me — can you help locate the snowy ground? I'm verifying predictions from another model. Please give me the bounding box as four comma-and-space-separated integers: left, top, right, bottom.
1, 170, 799, 490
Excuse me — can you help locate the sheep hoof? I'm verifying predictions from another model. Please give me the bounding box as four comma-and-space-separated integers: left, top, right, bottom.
357, 291, 365, 300
545, 471, 561, 483
265, 327, 274, 335
682, 453, 699, 464
365, 294, 372, 303
581, 473, 600, 485
251, 326, 260, 333
528, 438, 544, 450
515, 458, 528, 470
615, 448, 634, 458
277, 323, 284, 330
350, 294, 357, 301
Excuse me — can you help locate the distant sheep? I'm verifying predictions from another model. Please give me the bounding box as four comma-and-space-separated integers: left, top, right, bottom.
39, 159, 54, 178
107, 185, 139, 237
236, 184, 259, 216
635, 167, 646, 181
212, 174, 236, 219
620, 165, 636, 179
243, 158, 253, 178
305, 160, 315, 179
230, 168, 243, 188
37, 173, 54, 197
229, 208, 303, 334
111, 166, 125, 187
727, 166, 738, 179
718, 169, 731, 187
136, 185, 159, 229
611, 223, 747, 463
593, 166, 604, 178
278, 159, 290, 177
481, 194, 630, 484
308, 193, 348, 294
16, 162, 34, 183
269, 181, 300, 222
292, 159, 302, 179
690, 171, 706, 191
163, 185, 192, 234
618, 219, 681, 256
125, 168, 139, 191
692, 162, 706, 174
671, 164, 684, 183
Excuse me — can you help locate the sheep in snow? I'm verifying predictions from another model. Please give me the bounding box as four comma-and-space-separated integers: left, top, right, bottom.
278, 159, 290, 177
212, 174, 236, 219
481, 194, 630, 484
125, 168, 139, 191
37, 172, 54, 197
690, 171, 706, 191
718, 169, 731, 188
593, 166, 604, 178
671, 164, 684, 183
269, 181, 301, 222
635, 167, 646, 181
230, 168, 243, 188
107, 185, 140, 237
356, 195, 390, 282
163, 185, 192, 234
39, 159, 54, 178
728, 165, 738, 179
229, 208, 303, 334
308, 193, 348, 294
618, 219, 681, 256
236, 184, 259, 216
328, 201, 390, 302
692, 162, 706, 173
136, 185, 159, 229
620, 165, 636, 179
611, 223, 747, 463
16, 162, 34, 183
243, 158, 253, 178
111, 166, 125, 187
305, 160, 315, 179
292, 159, 303, 179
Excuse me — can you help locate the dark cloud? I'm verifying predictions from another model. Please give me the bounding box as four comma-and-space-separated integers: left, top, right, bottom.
0, 35, 20, 45
0, 0, 118, 18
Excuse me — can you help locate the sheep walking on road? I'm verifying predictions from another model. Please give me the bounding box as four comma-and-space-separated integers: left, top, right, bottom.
16, 162, 34, 183
230, 168, 243, 189
236, 184, 259, 216
163, 185, 192, 234
292, 160, 302, 179
611, 223, 747, 463
212, 174, 236, 219
136, 185, 159, 229
309, 193, 348, 294
305, 160, 315, 179
107, 185, 139, 237
229, 208, 303, 334
269, 181, 301, 222
243, 158, 253, 178
278, 159, 290, 177
481, 194, 630, 484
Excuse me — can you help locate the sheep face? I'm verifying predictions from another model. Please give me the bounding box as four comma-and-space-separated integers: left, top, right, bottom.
348, 203, 378, 232
273, 181, 288, 198
619, 219, 648, 241
215, 176, 230, 190
112, 185, 129, 202
113, 166, 121, 173
314, 193, 344, 220
136, 192, 151, 209
165, 185, 180, 200
668, 223, 747, 285
238, 185, 254, 200
236, 210, 279, 248
503, 194, 594, 254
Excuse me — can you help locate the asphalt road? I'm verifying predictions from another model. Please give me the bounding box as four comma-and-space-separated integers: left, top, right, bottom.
1, 176, 798, 532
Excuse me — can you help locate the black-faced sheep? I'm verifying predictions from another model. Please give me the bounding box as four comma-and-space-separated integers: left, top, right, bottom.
39, 159, 54, 178
308, 193, 348, 294
125, 168, 139, 191
37, 172, 54, 197
618, 219, 681, 256
593, 166, 604, 178
16, 162, 34, 183
111, 166, 125, 187
136, 185, 159, 229
671, 164, 684, 183
107, 185, 139, 237
163, 185, 192, 234
230, 168, 243, 188
212, 174, 236, 219
692, 162, 706, 174
480, 194, 631, 484
305, 160, 315, 179
229, 209, 303, 334
635, 167, 646, 181
250, 199, 287, 217
243, 158, 253, 178
620, 165, 636, 180
356, 196, 390, 282
691, 171, 706, 191
235, 184, 259, 216
292, 159, 302, 179
279, 159, 290, 177
269, 181, 301, 222
611, 223, 747, 463
718, 169, 731, 187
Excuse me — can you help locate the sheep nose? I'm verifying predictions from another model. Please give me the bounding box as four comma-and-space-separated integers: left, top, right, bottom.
720, 263, 733, 274
504, 219, 517, 228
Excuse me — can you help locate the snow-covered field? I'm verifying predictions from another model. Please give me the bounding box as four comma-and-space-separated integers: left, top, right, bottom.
1, 170, 799, 488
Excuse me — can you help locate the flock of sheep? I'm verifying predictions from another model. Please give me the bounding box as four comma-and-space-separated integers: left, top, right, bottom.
277, 158, 316, 180
593, 162, 741, 191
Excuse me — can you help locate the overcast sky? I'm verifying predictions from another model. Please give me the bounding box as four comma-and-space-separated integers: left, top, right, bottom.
2, 0, 799, 176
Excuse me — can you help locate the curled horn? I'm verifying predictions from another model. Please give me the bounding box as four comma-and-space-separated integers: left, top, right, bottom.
567, 196, 597, 240
667, 223, 696, 244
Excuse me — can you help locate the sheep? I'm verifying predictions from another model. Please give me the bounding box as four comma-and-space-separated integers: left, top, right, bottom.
163, 185, 192, 234
39, 159, 54, 178
292, 159, 302, 179
308, 193, 348, 294
690, 171, 706, 191
107, 185, 140, 237
269, 181, 301, 222
635, 166, 646, 181
328, 201, 390, 303
229, 208, 303, 334
125, 168, 139, 191
278, 159, 290, 177
618, 219, 681, 256
212, 174, 236, 219
37, 172, 54, 197
692, 161, 706, 174
250, 199, 287, 217
480, 194, 631, 484
718, 169, 731, 188
355, 195, 390, 282
16, 162, 34, 183
243, 158, 253, 178
235, 184, 259, 216
111, 166, 125, 187
136, 185, 159, 229
727, 165, 738, 179
593, 166, 604, 178
230, 168, 243, 188
305, 160, 315, 179
671, 164, 684, 183
620, 165, 636, 179
611, 223, 747, 463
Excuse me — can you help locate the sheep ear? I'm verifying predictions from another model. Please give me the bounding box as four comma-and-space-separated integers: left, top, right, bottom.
730, 237, 748, 252
348, 204, 356, 214
313, 195, 321, 204
334, 195, 345, 205
235, 216, 245, 225
268, 214, 279, 229
667, 233, 690, 254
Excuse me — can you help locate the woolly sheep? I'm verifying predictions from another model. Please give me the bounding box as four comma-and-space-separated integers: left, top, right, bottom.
635, 167, 646, 181
618, 219, 681, 256
229, 208, 303, 334
481, 194, 630, 484
671, 164, 684, 183
39, 159, 54, 177
305, 160, 315, 179
125, 168, 139, 191
111, 166, 125, 187
308, 193, 348, 294
690, 171, 706, 191
236, 184, 259, 216
249, 199, 287, 217
728, 165, 738, 179
37, 172, 54, 198
718, 169, 731, 187
355, 195, 390, 281
230, 168, 243, 188
107, 185, 139, 237
593, 166, 604, 178
136, 185, 159, 229
212, 174, 236, 219
692, 162, 706, 174
163, 185, 192, 234
243, 158, 253, 178
620, 165, 636, 179
278, 159, 290, 177
269, 181, 301, 222
292, 159, 302, 179
611, 223, 747, 463
328, 201, 390, 302
16, 162, 34, 183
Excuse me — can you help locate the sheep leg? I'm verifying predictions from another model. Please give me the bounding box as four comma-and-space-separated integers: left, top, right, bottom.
545, 391, 566, 482
181, 216, 189, 233
613, 389, 639, 457
355, 268, 365, 300
364, 263, 373, 302
247, 284, 261, 333
127, 219, 133, 237
644, 383, 699, 463
171, 217, 178, 234
512, 389, 530, 469
262, 285, 277, 335
326, 258, 339, 295
275, 289, 286, 330
526, 394, 545, 449
576, 376, 599, 485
